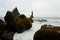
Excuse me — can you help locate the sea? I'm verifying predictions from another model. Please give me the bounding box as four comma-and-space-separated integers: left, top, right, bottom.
0, 17, 60, 40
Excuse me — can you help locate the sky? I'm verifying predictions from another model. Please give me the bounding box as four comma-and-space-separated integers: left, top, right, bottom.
0, 0, 60, 17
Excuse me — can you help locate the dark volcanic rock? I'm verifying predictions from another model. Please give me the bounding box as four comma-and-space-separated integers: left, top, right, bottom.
4, 11, 15, 24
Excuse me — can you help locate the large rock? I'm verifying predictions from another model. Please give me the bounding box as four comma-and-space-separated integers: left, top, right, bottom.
16, 14, 32, 31
33, 24, 60, 40
0, 7, 33, 40
4, 11, 15, 24
4, 7, 32, 33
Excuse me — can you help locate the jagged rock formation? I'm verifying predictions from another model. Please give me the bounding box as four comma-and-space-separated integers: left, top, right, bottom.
4, 7, 32, 33
12, 7, 20, 16
0, 7, 33, 40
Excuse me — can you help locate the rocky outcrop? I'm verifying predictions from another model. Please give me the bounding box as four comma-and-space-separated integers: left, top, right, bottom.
33, 24, 60, 40
4, 7, 32, 33
30, 11, 34, 18
0, 7, 33, 40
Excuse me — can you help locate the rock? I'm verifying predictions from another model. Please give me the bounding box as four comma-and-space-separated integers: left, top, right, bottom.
30, 11, 34, 18
17, 14, 32, 30
41, 24, 54, 29
6, 23, 17, 33
0, 7, 33, 40
0, 19, 5, 25
0, 19, 14, 40
16, 25, 25, 33
4, 7, 20, 24
33, 29, 60, 40
33, 25, 60, 40
12, 7, 20, 15
1, 32, 14, 40
41, 24, 47, 29
4, 11, 16, 24
4, 8, 32, 33
28, 18, 33, 23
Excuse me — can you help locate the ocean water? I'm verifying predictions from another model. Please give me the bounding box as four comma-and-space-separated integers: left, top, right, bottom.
0, 17, 60, 40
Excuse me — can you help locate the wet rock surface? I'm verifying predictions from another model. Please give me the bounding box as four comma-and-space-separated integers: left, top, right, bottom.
33, 24, 60, 40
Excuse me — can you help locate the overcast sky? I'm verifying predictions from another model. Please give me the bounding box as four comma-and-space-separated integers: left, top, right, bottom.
0, 0, 60, 17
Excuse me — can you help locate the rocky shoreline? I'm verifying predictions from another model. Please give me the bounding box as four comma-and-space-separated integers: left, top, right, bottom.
0, 7, 33, 40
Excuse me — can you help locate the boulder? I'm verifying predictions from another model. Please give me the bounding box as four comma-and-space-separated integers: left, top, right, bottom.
33, 29, 60, 40
33, 24, 60, 40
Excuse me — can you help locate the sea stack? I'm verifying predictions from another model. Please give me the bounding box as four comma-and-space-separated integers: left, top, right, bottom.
30, 11, 34, 18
